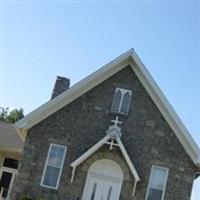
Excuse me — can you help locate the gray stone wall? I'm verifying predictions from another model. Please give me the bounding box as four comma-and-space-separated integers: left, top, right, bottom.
12, 66, 197, 200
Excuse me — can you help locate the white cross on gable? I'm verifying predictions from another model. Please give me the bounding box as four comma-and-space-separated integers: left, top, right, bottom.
111, 116, 122, 127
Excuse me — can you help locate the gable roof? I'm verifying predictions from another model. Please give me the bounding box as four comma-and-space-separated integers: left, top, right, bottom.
0, 121, 24, 153
15, 49, 200, 167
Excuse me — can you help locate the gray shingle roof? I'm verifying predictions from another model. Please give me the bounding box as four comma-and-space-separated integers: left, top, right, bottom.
0, 121, 24, 152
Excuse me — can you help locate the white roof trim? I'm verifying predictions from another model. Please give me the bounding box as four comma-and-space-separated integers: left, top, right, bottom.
70, 133, 140, 182
15, 49, 200, 167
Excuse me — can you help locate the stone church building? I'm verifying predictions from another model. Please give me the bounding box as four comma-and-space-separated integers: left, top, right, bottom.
12, 49, 200, 200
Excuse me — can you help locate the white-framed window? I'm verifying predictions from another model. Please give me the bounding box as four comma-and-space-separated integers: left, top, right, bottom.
40, 143, 67, 189
145, 166, 169, 200
111, 88, 132, 114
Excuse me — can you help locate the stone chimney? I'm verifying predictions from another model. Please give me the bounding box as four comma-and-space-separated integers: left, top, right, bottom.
51, 76, 70, 100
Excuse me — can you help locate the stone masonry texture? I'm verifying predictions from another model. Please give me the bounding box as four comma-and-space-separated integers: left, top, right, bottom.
11, 66, 198, 200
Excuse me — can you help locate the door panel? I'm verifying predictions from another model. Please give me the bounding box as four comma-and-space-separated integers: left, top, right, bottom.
83, 176, 103, 200
83, 176, 121, 200
102, 179, 121, 200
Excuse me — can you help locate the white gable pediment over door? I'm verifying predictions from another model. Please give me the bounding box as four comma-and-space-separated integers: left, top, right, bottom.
71, 129, 140, 197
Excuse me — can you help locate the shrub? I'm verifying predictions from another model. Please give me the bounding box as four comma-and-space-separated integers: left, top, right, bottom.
20, 196, 32, 200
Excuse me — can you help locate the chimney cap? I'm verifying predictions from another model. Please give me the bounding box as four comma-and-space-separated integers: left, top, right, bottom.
56, 76, 70, 80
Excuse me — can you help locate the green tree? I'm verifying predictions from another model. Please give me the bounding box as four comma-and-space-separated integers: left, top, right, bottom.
0, 107, 24, 123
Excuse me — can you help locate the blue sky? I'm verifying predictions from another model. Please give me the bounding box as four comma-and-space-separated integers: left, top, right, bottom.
0, 1, 199, 198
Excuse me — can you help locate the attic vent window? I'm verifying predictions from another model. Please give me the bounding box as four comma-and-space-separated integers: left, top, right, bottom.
111, 88, 132, 114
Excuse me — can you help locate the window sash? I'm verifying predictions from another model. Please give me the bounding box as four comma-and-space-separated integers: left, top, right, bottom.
111, 90, 122, 113
147, 188, 163, 200
120, 92, 131, 114
42, 166, 60, 188
48, 145, 65, 167
111, 88, 132, 114
145, 166, 169, 200
41, 144, 67, 189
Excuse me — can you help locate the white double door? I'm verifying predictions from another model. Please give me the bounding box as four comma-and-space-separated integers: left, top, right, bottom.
82, 175, 121, 200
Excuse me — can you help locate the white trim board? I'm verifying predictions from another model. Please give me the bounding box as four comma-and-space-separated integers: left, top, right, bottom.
14, 49, 200, 167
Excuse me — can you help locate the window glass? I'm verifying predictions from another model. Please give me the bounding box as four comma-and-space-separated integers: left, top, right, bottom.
150, 168, 167, 189
43, 166, 60, 187
48, 146, 65, 167
120, 92, 131, 114
0, 171, 12, 198
147, 188, 163, 200
146, 166, 168, 200
111, 90, 122, 113
3, 158, 18, 169
111, 88, 132, 114
41, 144, 66, 189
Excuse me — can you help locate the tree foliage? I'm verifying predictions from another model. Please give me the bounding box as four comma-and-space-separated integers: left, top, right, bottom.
0, 107, 24, 123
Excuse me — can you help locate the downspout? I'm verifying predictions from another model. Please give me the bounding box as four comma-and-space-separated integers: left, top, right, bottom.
71, 166, 76, 183
132, 179, 138, 197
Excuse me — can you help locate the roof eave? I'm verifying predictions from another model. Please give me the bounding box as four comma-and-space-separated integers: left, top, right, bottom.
0, 147, 23, 154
